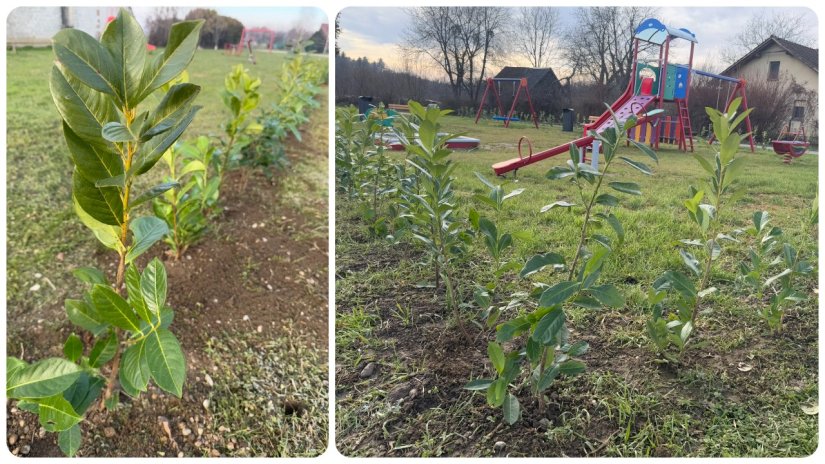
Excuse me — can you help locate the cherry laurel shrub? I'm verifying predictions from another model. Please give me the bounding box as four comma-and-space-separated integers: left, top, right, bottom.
6, 10, 202, 456
467, 108, 660, 424
647, 98, 751, 356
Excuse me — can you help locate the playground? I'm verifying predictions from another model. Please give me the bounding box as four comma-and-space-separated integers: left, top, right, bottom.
335, 17, 818, 457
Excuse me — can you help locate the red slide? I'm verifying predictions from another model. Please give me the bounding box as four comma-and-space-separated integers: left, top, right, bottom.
491, 88, 655, 176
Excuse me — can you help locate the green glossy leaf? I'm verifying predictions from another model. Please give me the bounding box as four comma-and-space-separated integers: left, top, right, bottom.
139, 20, 204, 99
73, 171, 123, 226
520, 252, 565, 278
90, 284, 141, 332
488, 342, 505, 375
142, 83, 201, 139
619, 157, 653, 175
595, 193, 619, 206
62, 373, 103, 415
630, 139, 658, 163
63, 334, 83, 363
95, 174, 125, 188
124, 265, 151, 324
133, 106, 200, 175
502, 393, 521, 425
72, 267, 107, 285
567, 341, 589, 357
73, 196, 121, 250
540, 201, 576, 213
65, 298, 108, 336
37, 394, 82, 432
50, 66, 114, 146
558, 360, 586, 376
101, 9, 147, 106
663, 270, 697, 300
120, 339, 151, 395
588, 284, 624, 308
692, 154, 715, 175
680, 249, 701, 276
126, 217, 170, 264
52, 28, 119, 97
101, 122, 135, 142
63, 122, 123, 184
464, 379, 494, 391
145, 328, 185, 397
140, 258, 168, 319
58, 424, 82, 457
7, 357, 28, 384
7, 358, 82, 399
604, 213, 624, 245
609, 182, 642, 195
487, 378, 507, 407
130, 181, 180, 209
538, 281, 579, 308
532, 307, 566, 345
537, 364, 560, 392
88, 334, 118, 368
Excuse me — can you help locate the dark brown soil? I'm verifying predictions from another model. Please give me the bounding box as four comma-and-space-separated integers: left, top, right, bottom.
7, 97, 329, 457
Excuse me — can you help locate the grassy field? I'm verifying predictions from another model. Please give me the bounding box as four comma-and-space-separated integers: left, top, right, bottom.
6, 47, 329, 457
335, 114, 818, 457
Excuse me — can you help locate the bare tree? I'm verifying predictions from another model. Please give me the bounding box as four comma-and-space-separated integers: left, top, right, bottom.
404, 7, 508, 103
147, 7, 179, 47
512, 7, 560, 68
562, 6, 658, 89
722, 11, 817, 64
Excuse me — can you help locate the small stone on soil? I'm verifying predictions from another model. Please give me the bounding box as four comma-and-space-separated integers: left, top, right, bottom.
182, 428, 192, 437
205, 374, 214, 387
104, 427, 116, 438
29, 283, 41, 292
494, 441, 506, 452
359, 362, 377, 378
210, 449, 221, 457
8, 434, 17, 445
257, 325, 263, 333
243, 315, 250, 321
21, 445, 31, 455
203, 399, 210, 410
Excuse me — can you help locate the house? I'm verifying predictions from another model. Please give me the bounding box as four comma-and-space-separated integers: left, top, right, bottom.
722, 35, 818, 138
7, 7, 121, 48
492, 67, 562, 116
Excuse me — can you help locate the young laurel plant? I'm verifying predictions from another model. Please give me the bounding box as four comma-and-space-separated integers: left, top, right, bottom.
468, 173, 525, 328
647, 98, 751, 356
152, 143, 209, 259
466, 108, 659, 425
6, 10, 202, 456
736, 211, 813, 332
395, 101, 471, 333
218, 64, 262, 178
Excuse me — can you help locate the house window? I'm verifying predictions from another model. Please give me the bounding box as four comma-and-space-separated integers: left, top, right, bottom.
793, 101, 806, 120
768, 61, 780, 80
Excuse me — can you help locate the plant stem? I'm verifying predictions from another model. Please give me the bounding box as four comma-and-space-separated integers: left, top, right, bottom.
691, 167, 725, 326
568, 159, 610, 281
220, 132, 238, 179
102, 120, 136, 409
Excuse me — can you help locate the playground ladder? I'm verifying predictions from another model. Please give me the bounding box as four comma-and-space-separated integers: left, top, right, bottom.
676, 99, 694, 152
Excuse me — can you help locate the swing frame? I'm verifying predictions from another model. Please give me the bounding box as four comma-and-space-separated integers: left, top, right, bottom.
474, 77, 540, 129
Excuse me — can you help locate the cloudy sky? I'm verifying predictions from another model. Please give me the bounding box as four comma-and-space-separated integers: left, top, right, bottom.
130, 7, 327, 32
338, 7, 817, 78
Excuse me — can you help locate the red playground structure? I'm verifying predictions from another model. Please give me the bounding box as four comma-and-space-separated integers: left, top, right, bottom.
491, 18, 756, 176
226, 27, 276, 54
475, 77, 540, 129
772, 124, 810, 163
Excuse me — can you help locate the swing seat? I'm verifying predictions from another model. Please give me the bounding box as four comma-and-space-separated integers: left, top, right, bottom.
492, 115, 520, 121
772, 140, 809, 157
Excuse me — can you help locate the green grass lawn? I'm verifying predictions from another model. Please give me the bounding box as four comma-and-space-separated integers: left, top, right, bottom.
335, 113, 818, 457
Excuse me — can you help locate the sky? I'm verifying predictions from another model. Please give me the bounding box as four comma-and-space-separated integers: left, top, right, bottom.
337, 6, 817, 78
130, 7, 327, 32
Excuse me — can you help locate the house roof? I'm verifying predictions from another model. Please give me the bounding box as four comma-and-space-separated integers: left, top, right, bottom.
493, 67, 560, 88
722, 35, 818, 76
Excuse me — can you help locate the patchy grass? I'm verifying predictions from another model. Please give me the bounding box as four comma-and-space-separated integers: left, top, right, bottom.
335, 114, 818, 457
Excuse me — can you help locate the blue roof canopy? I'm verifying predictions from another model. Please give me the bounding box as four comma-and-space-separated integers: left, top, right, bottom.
634, 18, 697, 44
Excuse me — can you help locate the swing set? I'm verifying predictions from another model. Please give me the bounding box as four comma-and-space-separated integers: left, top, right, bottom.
474, 77, 540, 129
697, 70, 756, 152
